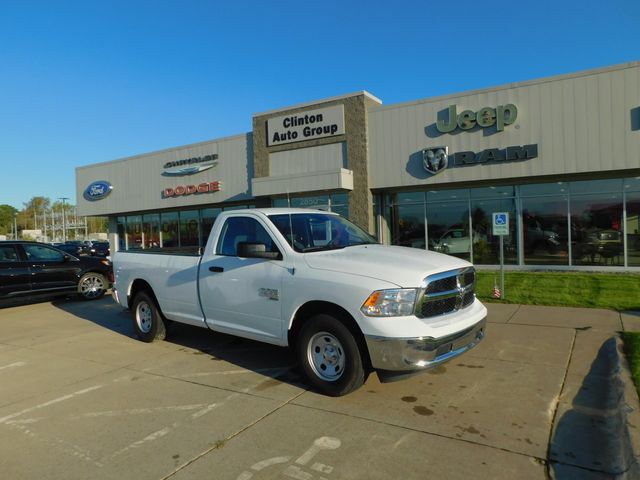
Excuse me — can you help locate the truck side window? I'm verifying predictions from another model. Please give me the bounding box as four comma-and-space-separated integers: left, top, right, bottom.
216, 217, 279, 256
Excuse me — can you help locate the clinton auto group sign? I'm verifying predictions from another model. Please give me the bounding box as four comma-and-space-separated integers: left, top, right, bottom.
267, 105, 345, 146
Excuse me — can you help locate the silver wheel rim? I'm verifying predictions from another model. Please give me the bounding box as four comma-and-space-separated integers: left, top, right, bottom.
80, 274, 105, 299
307, 331, 345, 382
136, 301, 153, 334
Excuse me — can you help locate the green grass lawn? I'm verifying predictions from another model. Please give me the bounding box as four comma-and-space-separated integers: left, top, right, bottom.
621, 332, 640, 399
475, 271, 640, 396
476, 271, 640, 311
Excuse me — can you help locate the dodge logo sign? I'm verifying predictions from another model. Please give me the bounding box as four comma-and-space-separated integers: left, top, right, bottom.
422, 147, 448, 175
83, 181, 113, 201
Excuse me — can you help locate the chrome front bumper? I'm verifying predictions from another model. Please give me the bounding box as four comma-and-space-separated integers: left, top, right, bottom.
365, 317, 486, 374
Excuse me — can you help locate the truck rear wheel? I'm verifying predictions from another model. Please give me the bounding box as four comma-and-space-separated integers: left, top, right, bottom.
131, 291, 166, 342
297, 314, 366, 396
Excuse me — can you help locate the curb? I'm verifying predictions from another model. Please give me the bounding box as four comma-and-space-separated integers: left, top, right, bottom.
549, 334, 640, 478
615, 335, 640, 479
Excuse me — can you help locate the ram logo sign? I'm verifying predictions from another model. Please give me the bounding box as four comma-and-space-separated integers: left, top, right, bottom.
83, 181, 113, 201
422, 147, 448, 175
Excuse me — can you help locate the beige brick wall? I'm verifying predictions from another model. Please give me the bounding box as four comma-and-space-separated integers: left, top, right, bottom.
252, 94, 378, 232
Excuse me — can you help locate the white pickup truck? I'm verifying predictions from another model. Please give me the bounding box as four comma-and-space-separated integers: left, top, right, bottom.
112, 208, 486, 396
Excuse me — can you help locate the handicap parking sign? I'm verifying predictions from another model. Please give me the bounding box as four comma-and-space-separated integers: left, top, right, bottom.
492, 212, 509, 235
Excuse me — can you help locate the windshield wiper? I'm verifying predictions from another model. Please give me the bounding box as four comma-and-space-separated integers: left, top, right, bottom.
301, 245, 346, 253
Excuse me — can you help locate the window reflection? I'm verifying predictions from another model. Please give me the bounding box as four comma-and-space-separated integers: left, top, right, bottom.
522, 196, 568, 265
427, 201, 470, 261
470, 199, 517, 265
201, 208, 221, 244
161, 212, 179, 248
180, 210, 200, 247
126, 215, 142, 249
392, 203, 425, 248
142, 214, 160, 249
571, 194, 623, 266
627, 192, 640, 266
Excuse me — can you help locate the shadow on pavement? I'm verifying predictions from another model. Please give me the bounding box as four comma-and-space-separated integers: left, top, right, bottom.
52, 296, 306, 390
549, 336, 638, 478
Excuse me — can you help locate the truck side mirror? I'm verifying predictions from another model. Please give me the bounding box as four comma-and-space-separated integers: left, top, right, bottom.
237, 242, 281, 260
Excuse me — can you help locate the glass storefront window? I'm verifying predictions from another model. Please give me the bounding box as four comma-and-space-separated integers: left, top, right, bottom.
522, 196, 569, 265
625, 177, 640, 192
291, 195, 329, 210
161, 212, 179, 248
142, 214, 160, 249
427, 201, 470, 261
427, 189, 468, 202
470, 199, 518, 264
397, 192, 425, 204
392, 203, 425, 248
520, 182, 568, 196
626, 192, 640, 266
180, 210, 200, 247
116, 216, 126, 251
570, 179, 623, 195
571, 193, 623, 266
470, 186, 515, 199
125, 215, 143, 250
201, 208, 221, 244
272, 198, 289, 208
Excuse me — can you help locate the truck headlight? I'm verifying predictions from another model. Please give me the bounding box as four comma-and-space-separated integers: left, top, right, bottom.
361, 289, 417, 317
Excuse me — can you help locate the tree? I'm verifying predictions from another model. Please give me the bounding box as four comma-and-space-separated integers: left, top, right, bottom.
23, 196, 51, 230
0, 204, 18, 236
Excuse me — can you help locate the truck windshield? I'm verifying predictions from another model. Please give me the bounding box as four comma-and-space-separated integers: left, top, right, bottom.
268, 213, 378, 252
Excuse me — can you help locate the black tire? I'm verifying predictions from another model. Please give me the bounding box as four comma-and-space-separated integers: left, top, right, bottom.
297, 314, 366, 396
77, 272, 107, 300
131, 291, 166, 342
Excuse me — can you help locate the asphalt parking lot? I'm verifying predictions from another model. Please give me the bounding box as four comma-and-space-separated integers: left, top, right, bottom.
1, 297, 638, 479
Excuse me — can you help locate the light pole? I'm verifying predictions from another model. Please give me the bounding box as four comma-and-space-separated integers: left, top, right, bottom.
59, 197, 69, 243
13, 213, 18, 240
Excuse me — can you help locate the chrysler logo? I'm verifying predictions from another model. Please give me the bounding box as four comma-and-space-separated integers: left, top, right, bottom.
83, 181, 113, 201
422, 147, 448, 175
162, 154, 218, 176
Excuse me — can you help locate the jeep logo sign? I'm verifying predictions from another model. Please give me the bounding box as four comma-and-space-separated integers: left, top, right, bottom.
436, 104, 518, 133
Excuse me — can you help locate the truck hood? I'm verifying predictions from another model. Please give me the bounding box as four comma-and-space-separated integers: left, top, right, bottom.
301, 244, 472, 287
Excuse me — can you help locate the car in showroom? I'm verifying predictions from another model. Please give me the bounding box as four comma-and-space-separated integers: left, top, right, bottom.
432, 229, 487, 255
0, 241, 112, 302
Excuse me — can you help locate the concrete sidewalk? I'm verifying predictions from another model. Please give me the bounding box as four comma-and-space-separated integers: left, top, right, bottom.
0, 298, 638, 479
486, 303, 640, 478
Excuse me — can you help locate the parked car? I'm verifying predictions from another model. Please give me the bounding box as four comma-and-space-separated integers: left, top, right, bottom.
53, 242, 85, 257
0, 241, 112, 302
88, 241, 110, 258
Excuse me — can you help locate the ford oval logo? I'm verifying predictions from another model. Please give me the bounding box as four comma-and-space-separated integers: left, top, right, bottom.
84, 181, 113, 201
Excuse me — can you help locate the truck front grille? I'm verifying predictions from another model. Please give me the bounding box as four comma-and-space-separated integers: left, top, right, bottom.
416, 268, 476, 318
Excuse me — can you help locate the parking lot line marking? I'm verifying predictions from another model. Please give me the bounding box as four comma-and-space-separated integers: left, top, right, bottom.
71, 404, 211, 419
9, 422, 104, 468
0, 385, 103, 424
191, 402, 219, 419
0, 361, 26, 371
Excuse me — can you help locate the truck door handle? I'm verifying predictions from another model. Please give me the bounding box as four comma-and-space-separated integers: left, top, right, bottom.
209, 266, 224, 272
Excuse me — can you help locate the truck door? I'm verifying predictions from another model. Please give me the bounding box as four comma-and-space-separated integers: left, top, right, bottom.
199, 216, 286, 342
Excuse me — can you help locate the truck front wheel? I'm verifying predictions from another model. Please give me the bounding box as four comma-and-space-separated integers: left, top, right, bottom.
297, 314, 366, 396
131, 291, 166, 342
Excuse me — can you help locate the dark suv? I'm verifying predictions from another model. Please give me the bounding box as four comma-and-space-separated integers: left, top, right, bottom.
0, 241, 112, 302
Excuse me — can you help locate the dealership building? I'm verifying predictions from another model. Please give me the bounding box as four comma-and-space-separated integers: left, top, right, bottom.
76, 62, 640, 270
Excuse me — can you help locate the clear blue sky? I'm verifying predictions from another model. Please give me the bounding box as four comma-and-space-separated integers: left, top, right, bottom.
1, 0, 638, 210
